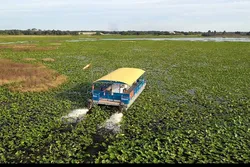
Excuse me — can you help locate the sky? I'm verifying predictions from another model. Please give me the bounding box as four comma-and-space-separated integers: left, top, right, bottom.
0, 0, 250, 31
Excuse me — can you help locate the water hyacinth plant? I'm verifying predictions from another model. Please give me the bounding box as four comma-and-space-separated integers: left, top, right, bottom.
0, 35, 249, 163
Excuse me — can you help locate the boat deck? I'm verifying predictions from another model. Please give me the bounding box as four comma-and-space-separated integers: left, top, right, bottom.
96, 99, 120, 106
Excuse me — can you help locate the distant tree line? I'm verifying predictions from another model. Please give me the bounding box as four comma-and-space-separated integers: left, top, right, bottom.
201, 30, 250, 36
0, 28, 79, 35
99, 31, 203, 36
0, 28, 250, 36
0, 29, 203, 36
0, 29, 202, 36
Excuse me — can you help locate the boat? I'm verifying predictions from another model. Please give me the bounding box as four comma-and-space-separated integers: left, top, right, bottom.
88, 68, 146, 111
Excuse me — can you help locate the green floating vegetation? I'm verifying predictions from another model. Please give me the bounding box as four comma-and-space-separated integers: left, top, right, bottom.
0, 35, 249, 163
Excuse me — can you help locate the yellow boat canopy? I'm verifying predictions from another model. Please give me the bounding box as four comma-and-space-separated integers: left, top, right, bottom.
94, 68, 145, 86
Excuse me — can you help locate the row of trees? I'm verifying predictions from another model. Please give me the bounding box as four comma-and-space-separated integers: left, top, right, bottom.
0, 29, 202, 35
99, 31, 202, 35
0, 29, 79, 35
0, 28, 249, 36
201, 30, 250, 36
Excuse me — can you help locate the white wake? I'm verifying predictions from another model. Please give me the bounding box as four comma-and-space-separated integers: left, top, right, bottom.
99, 112, 123, 133
61, 108, 89, 124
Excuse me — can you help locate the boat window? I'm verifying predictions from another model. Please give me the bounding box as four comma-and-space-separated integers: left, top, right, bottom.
94, 82, 112, 90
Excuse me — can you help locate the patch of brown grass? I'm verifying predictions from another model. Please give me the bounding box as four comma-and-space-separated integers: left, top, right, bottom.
0, 44, 36, 49
13, 46, 57, 51
42, 58, 55, 62
0, 59, 67, 92
0, 44, 58, 51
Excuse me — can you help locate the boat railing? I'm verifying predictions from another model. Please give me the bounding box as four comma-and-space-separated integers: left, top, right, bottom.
92, 80, 145, 103
132, 80, 145, 96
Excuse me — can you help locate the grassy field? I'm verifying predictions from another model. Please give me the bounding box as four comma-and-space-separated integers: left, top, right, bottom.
0, 35, 249, 163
